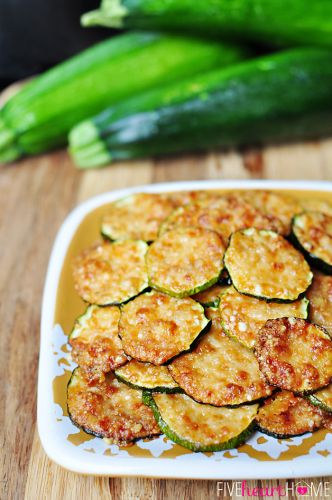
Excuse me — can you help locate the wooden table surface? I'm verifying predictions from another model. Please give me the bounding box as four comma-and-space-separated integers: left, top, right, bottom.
1, 85, 332, 500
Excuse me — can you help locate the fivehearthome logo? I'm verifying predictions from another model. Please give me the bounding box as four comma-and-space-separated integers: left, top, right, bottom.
217, 480, 331, 497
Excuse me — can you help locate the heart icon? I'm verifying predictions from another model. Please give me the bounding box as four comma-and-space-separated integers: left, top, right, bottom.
297, 486, 308, 495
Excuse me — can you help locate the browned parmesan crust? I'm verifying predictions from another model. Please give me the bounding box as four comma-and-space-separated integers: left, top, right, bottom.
115, 359, 180, 392
160, 194, 283, 243
101, 193, 175, 242
119, 291, 209, 365
219, 287, 309, 349
300, 199, 332, 217
69, 305, 127, 380
72, 240, 148, 305
143, 391, 258, 452
146, 227, 225, 297
239, 190, 302, 235
192, 284, 229, 308
307, 272, 332, 335
256, 390, 323, 438
255, 318, 332, 393
292, 211, 332, 273
168, 308, 273, 406
67, 368, 160, 444
307, 383, 332, 413
224, 229, 313, 301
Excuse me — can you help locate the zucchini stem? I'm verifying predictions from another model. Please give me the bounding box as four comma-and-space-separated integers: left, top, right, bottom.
0, 116, 21, 163
81, 0, 128, 28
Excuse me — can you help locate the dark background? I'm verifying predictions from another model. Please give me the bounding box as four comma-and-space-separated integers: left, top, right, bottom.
0, 0, 111, 89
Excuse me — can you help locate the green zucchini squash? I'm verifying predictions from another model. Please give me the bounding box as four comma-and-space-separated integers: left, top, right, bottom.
0, 32, 247, 163
69, 48, 332, 168
143, 391, 258, 452
82, 0, 332, 49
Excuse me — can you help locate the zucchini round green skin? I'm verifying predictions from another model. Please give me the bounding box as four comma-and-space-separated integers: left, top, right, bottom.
69, 48, 332, 167
82, 0, 332, 49
219, 287, 309, 349
291, 212, 332, 275
146, 227, 225, 298
69, 304, 127, 380
256, 390, 323, 439
100, 193, 176, 242
255, 317, 332, 394
0, 33, 247, 163
307, 384, 332, 414
118, 290, 210, 365
115, 360, 182, 393
224, 228, 313, 303
72, 240, 149, 305
142, 391, 258, 452
67, 368, 160, 443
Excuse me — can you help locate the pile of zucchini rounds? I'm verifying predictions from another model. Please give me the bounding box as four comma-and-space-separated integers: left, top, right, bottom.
67, 189, 332, 451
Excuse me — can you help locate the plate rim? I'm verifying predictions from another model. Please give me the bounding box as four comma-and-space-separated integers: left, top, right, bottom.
38, 179, 332, 479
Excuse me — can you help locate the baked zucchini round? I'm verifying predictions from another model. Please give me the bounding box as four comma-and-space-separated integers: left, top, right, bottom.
67, 368, 160, 445
115, 360, 181, 393
256, 390, 323, 438
159, 194, 283, 242
307, 272, 332, 336
224, 228, 313, 302
192, 284, 229, 308
219, 287, 309, 349
146, 227, 225, 297
240, 190, 302, 235
72, 240, 148, 305
143, 391, 258, 452
119, 290, 210, 365
69, 305, 127, 380
307, 384, 332, 414
300, 199, 332, 217
255, 317, 332, 393
292, 211, 332, 274
101, 193, 175, 242
168, 308, 273, 406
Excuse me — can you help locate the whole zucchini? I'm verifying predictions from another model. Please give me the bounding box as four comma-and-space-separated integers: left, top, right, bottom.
83, 0, 332, 49
0, 32, 246, 163
69, 48, 332, 168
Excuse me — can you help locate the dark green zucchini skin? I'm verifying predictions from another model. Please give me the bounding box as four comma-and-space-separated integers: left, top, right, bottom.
142, 391, 256, 452
0, 32, 247, 162
70, 48, 332, 167
114, 373, 183, 394
290, 221, 332, 275
83, 0, 332, 49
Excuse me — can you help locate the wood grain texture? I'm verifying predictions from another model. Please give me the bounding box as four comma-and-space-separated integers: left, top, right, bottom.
1, 85, 332, 500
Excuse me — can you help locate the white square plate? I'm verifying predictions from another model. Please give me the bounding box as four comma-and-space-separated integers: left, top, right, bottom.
38, 179, 332, 479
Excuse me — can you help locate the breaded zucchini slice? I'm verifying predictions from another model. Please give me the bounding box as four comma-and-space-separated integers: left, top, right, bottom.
255, 317, 332, 393
168, 308, 273, 406
72, 240, 148, 305
256, 390, 323, 438
292, 211, 332, 274
143, 391, 258, 452
307, 384, 332, 414
101, 193, 175, 242
159, 195, 283, 243
119, 291, 209, 365
307, 272, 332, 335
192, 284, 229, 308
219, 287, 309, 349
240, 190, 302, 235
67, 368, 160, 444
167, 190, 220, 208
146, 227, 224, 298
224, 229, 313, 302
115, 360, 181, 393
300, 198, 332, 217
69, 305, 127, 380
